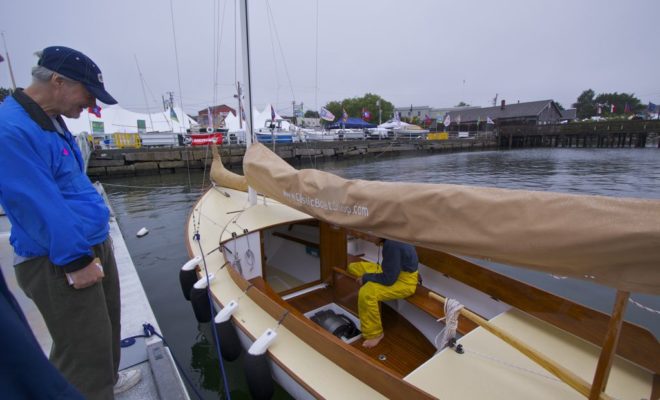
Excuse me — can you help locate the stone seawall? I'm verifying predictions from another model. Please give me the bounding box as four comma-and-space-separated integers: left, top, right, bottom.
87, 139, 497, 178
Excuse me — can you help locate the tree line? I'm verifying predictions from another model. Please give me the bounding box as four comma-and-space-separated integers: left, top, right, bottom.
572, 89, 644, 119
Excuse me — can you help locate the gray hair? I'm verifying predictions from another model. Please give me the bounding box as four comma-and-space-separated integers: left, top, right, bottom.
31, 65, 55, 83
31, 50, 75, 84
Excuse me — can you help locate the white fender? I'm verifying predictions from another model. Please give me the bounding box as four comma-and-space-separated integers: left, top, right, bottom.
181, 256, 202, 271
193, 273, 215, 289
214, 300, 239, 323
248, 328, 277, 355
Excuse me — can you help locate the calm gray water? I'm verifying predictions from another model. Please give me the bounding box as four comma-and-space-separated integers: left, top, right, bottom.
102, 147, 660, 399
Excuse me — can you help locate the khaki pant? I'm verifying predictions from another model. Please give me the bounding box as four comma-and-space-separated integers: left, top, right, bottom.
348, 261, 418, 339
15, 237, 120, 400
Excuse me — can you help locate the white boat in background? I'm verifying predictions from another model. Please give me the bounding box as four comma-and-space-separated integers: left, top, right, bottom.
377, 119, 430, 139
303, 129, 338, 142
255, 119, 305, 144
331, 128, 366, 140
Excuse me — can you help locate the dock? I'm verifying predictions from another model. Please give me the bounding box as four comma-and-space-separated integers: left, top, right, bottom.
0, 187, 189, 400
86, 138, 497, 178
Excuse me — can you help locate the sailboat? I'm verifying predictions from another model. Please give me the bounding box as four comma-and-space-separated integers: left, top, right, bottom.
183, 1, 660, 399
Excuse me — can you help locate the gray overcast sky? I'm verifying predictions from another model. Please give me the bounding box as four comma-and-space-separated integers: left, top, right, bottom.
2, 0, 659, 116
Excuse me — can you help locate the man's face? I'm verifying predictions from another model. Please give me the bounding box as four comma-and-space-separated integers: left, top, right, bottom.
53, 74, 96, 119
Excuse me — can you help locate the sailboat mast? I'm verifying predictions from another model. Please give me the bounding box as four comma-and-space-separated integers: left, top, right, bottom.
239, 0, 257, 205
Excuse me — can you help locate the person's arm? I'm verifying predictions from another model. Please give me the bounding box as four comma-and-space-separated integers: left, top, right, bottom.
361, 242, 401, 286
0, 129, 95, 272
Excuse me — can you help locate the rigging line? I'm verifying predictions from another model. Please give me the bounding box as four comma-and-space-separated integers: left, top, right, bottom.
264, 2, 281, 108
315, 0, 319, 111
233, 0, 237, 86
168, 0, 191, 191
194, 237, 232, 400
265, 0, 296, 101
134, 55, 155, 132
213, 0, 229, 107
629, 297, 660, 315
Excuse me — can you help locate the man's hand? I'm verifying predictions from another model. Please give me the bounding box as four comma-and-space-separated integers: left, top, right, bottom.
67, 258, 104, 289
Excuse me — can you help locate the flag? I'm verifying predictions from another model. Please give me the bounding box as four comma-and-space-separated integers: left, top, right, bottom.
610, 104, 616, 113
486, 116, 495, 125
424, 114, 432, 125
394, 111, 401, 122
207, 107, 213, 129
456, 114, 462, 125
319, 107, 335, 121
597, 105, 602, 115
648, 102, 657, 112
88, 104, 102, 118
476, 116, 481, 125
342, 108, 348, 122
170, 107, 179, 122
0, 54, 4, 63
270, 105, 276, 121
240, 105, 246, 121
443, 114, 451, 127
624, 103, 631, 114
362, 108, 371, 121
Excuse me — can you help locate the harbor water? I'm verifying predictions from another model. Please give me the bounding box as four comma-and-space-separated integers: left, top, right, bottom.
102, 147, 660, 399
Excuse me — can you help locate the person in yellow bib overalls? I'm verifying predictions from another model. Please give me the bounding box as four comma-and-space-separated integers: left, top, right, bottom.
348, 238, 419, 348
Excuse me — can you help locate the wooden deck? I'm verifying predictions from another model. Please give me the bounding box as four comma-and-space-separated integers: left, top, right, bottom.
286, 286, 436, 377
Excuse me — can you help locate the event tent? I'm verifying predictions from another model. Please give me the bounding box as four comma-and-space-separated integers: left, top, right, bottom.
63, 105, 197, 135
326, 117, 376, 129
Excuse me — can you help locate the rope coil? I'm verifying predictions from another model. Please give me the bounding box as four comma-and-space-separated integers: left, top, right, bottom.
434, 298, 464, 350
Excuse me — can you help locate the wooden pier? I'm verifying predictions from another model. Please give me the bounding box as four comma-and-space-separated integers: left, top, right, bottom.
498, 120, 660, 149
87, 138, 497, 178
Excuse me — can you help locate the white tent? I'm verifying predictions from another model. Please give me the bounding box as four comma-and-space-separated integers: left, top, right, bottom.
63, 105, 198, 135
224, 104, 293, 133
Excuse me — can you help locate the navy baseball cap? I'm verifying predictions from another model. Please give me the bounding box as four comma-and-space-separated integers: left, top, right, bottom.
38, 46, 117, 105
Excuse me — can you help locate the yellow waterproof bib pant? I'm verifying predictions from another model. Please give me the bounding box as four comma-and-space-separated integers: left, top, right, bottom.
348, 261, 418, 339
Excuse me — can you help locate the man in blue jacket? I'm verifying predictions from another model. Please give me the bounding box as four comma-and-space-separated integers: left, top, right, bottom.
0, 46, 140, 399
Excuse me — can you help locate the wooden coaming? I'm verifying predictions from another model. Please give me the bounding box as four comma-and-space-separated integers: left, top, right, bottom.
416, 247, 660, 374
227, 266, 436, 400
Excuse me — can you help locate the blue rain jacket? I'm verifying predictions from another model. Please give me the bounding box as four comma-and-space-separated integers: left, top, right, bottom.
0, 90, 109, 272
362, 240, 419, 286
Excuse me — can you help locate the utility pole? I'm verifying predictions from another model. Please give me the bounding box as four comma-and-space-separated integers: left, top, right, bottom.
234, 82, 243, 129
377, 99, 382, 125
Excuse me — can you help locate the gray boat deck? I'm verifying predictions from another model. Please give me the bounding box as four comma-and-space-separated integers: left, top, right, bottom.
0, 194, 189, 400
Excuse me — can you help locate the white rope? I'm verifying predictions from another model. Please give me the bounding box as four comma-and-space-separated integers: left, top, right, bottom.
629, 297, 660, 315
434, 298, 464, 349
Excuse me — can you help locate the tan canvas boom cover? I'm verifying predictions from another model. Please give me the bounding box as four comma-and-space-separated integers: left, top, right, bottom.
244, 143, 660, 295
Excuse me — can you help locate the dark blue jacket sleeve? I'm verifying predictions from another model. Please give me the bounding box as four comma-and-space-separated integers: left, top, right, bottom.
0, 270, 84, 399
362, 241, 401, 286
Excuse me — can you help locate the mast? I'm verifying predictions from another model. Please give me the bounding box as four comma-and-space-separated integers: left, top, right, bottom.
1, 32, 17, 90
239, 0, 257, 205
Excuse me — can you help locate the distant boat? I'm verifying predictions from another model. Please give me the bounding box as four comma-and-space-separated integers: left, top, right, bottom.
255, 119, 304, 144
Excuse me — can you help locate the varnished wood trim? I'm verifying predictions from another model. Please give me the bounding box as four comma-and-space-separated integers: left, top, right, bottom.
589, 291, 630, 400
320, 222, 347, 283
272, 231, 319, 249
651, 374, 659, 400
417, 247, 660, 374
228, 266, 436, 400
278, 279, 324, 297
